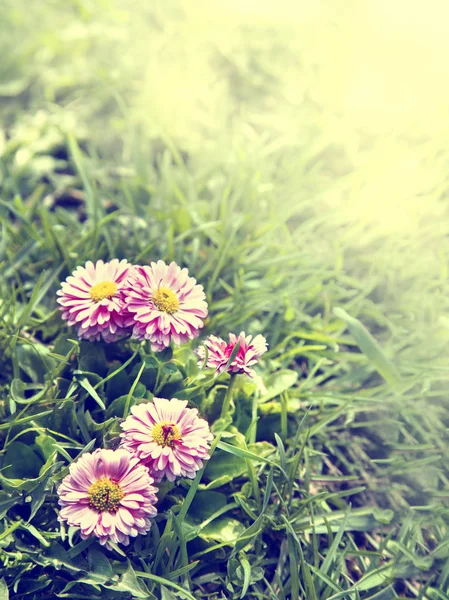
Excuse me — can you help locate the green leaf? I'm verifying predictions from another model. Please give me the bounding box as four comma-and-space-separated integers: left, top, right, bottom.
259, 369, 298, 403
87, 547, 114, 580
52, 334, 77, 358
333, 308, 401, 386
29, 478, 49, 521
186, 491, 228, 524
105, 561, 149, 598
0, 578, 8, 600
352, 565, 395, 592
205, 440, 276, 484
248, 441, 276, 459
159, 362, 184, 396
12, 578, 50, 597
0, 459, 63, 493
203, 449, 247, 482
373, 508, 395, 524
9, 379, 46, 404
198, 474, 236, 490
161, 586, 182, 600
74, 373, 106, 410
239, 553, 252, 598
76, 547, 114, 585
364, 586, 398, 600
41, 541, 87, 572
78, 342, 108, 377
35, 434, 57, 461
134, 382, 147, 398
158, 347, 174, 362
105, 394, 135, 418
294, 507, 394, 533
233, 514, 266, 555
17, 266, 63, 329
177, 432, 222, 522
15, 343, 56, 383
24, 523, 51, 547
318, 509, 350, 591
2, 442, 44, 479
131, 357, 158, 390
67, 134, 102, 227
135, 570, 196, 600
105, 363, 131, 401
217, 441, 276, 467
200, 516, 245, 544
49, 399, 78, 438
0, 492, 19, 519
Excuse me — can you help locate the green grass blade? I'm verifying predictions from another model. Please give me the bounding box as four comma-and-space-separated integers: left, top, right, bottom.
334, 307, 401, 386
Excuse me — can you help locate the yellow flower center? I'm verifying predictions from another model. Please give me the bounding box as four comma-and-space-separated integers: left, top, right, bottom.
152, 287, 180, 314
90, 281, 117, 302
88, 477, 124, 512
152, 422, 181, 447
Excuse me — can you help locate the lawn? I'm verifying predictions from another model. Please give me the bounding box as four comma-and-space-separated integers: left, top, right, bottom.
1, 1, 449, 598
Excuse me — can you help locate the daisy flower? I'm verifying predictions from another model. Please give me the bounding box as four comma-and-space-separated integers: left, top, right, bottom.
57, 259, 134, 342
57, 448, 158, 549
124, 260, 208, 352
120, 398, 213, 482
196, 331, 268, 377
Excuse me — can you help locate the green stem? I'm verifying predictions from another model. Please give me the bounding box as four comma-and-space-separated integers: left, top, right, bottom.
246, 459, 262, 510
248, 392, 258, 444
220, 373, 237, 420
280, 391, 288, 439
123, 361, 145, 418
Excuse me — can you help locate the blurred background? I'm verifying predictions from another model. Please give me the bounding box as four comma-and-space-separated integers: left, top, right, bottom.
2, 0, 449, 363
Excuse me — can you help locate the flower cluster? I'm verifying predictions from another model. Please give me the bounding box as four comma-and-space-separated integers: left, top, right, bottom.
57, 259, 207, 350
56, 258, 268, 549
57, 260, 268, 373
58, 398, 214, 548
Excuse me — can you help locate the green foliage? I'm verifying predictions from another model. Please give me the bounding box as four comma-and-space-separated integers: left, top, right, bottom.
1, 1, 449, 598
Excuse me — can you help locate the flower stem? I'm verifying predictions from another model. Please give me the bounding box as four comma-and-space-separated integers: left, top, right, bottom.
221, 373, 237, 420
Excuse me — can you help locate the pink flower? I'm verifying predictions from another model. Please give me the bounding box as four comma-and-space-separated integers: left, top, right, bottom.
57, 259, 134, 342
124, 260, 208, 352
196, 331, 268, 377
57, 448, 158, 549
120, 398, 213, 482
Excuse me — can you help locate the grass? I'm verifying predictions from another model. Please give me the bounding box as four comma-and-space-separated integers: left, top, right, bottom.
1, 0, 449, 598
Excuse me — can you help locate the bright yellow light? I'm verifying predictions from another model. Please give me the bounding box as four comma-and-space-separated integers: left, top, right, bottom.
125, 0, 449, 239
